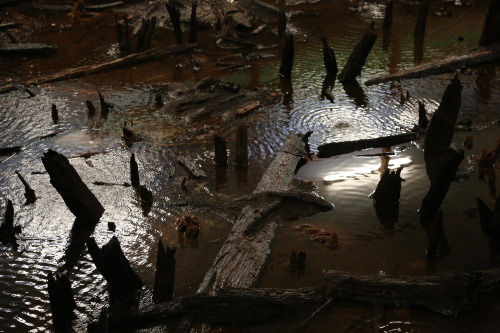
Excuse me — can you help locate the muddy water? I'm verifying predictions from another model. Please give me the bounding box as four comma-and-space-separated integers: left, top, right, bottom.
1, 0, 500, 332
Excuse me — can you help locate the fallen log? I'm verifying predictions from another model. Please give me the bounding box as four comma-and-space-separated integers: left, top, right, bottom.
316, 132, 418, 158
365, 43, 500, 86
197, 132, 333, 295
109, 287, 326, 328
41, 149, 104, 222
323, 268, 500, 316
0, 43, 57, 55
16, 44, 195, 87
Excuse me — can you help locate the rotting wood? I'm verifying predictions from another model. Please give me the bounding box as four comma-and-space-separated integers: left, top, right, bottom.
0, 43, 57, 55
115, 14, 132, 55
317, 132, 418, 158
166, 3, 183, 44
87, 236, 144, 305
197, 132, 333, 295
419, 148, 464, 217
178, 155, 207, 179
424, 74, 462, 153
41, 149, 104, 222
479, 0, 500, 46
47, 272, 76, 329
15, 171, 37, 205
0, 146, 22, 156
382, 0, 393, 29
153, 240, 176, 303
279, 34, 294, 79
8, 44, 195, 88
108, 287, 326, 328
98, 90, 110, 118
414, 0, 429, 35
233, 123, 248, 168
365, 42, 500, 85
338, 32, 377, 83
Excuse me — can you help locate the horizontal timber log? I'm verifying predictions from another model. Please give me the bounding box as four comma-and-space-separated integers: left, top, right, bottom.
317, 132, 418, 158
7, 44, 195, 88
365, 42, 500, 86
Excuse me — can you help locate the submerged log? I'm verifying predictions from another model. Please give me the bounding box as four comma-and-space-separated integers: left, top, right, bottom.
279, 34, 294, 79
479, 0, 500, 46
87, 236, 143, 304
317, 132, 418, 158
0, 43, 57, 55
198, 132, 333, 295
41, 149, 104, 222
17, 44, 195, 87
365, 43, 500, 85
153, 240, 176, 303
424, 74, 462, 152
338, 32, 377, 83
419, 148, 464, 217
15, 171, 37, 205
323, 268, 500, 316
47, 272, 76, 329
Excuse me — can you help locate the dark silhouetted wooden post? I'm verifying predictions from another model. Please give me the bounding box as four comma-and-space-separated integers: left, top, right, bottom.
278, 10, 287, 38
86, 100, 96, 118
321, 35, 338, 76
418, 101, 429, 129
115, 14, 132, 55
214, 135, 228, 167
130, 153, 140, 188
47, 272, 76, 329
383, 0, 394, 29
279, 34, 294, 79
51, 104, 59, 124
424, 74, 462, 153
189, 2, 198, 43
98, 90, 110, 118
137, 17, 157, 52
479, 0, 500, 46
414, 1, 429, 35
234, 123, 248, 168
15, 171, 36, 205
153, 239, 176, 302
166, 3, 183, 44
338, 32, 377, 83
0, 199, 19, 245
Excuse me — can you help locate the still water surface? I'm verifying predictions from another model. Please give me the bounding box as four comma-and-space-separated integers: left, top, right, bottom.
1, 0, 500, 331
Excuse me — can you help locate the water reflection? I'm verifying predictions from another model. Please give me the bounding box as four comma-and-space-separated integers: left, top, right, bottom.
414, 34, 424, 64
341, 80, 368, 107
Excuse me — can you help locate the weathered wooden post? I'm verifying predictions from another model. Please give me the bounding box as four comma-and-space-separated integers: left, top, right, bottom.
0, 199, 19, 246
278, 10, 287, 38
136, 17, 157, 52
98, 90, 110, 119
153, 239, 176, 302
424, 74, 462, 153
372, 167, 403, 225
338, 32, 377, 83
51, 104, 59, 124
189, 2, 198, 43
138, 185, 153, 216
166, 3, 183, 44
418, 101, 429, 129
115, 14, 132, 55
87, 236, 144, 306
321, 35, 338, 76
479, 0, 500, 46
15, 170, 36, 205
279, 34, 294, 79
383, 0, 394, 29
86, 100, 96, 118
130, 153, 140, 188
414, 0, 429, 35
234, 123, 248, 168
47, 272, 76, 329
214, 134, 228, 167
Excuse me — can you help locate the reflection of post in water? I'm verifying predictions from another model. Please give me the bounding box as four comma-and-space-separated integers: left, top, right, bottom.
414, 34, 424, 64
280, 78, 293, 109
341, 79, 368, 107
420, 211, 451, 259
382, 28, 391, 52
475, 66, 496, 103
321, 74, 336, 102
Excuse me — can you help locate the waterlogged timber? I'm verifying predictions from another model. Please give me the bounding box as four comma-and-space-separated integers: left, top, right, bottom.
1, 0, 500, 332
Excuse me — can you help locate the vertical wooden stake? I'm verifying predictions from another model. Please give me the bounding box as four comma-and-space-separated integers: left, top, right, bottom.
414, 1, 429, 35
279, 34, 294, 79
321, 35, 338, 76
383, 0, 394, 29
418, 101, 429, 129
214, 135, 228, 167
98, 90, 110, 119
166, 3, 183, 44
130, 153, 140, 188
189, 2, 198, 44
86, 100, 96, 118
15, 171, 37, 205
338, 32, 377, 83
234, 123, 248, 168
51, 104, 59, 124
153, 239, 176, 302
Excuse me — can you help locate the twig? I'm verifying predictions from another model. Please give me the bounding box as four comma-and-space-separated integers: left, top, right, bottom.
298, 298, 334, 328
